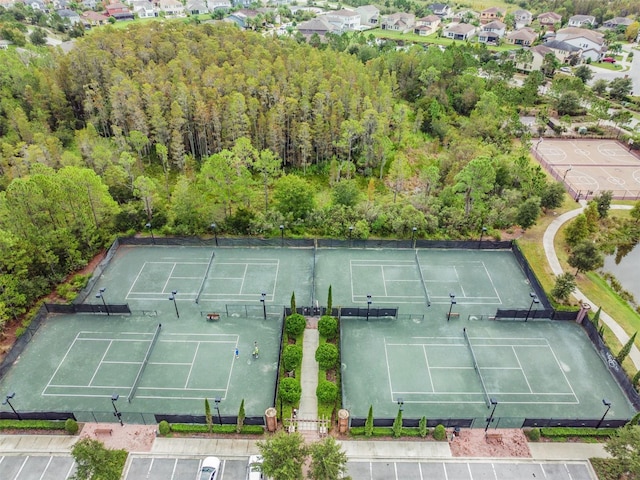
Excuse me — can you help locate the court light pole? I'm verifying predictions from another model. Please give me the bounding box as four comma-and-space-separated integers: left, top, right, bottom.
597, 399, 612, 428
214, 397, 222, 426
111, 393, 123, 426
145, 222, 155, 244
366, 294, 372, 321
412, 227, 417, 249
210, 223, 218, 247
447, 293, 456, 322
169, 290, 179, 318
3, 392, 21, 420
484, 398, 498, 432
478, 226, 487, 249
96, 288, 109, 316
279, 225, 284, 247
525, 292, 539, 322
349, 225, 354, 246
261, 293, 267, 320
563, 165, 572, 181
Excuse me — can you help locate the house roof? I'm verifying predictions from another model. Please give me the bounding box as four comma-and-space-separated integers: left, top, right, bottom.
481, 6, 505, 14
543, 39, 581, 52
57, 8, 79, 16
327, 9, 359, 17
446, 23, 475, 34
187, 0, 207, 9
537, 12, 562, 22
507, 28, 537, 40
479, 31, 499, 39
159, 0, 183, 8
530, 45, 554, 56
605, 17, 633, 26
569, 14, 595, 21
297, 16, 336, 34
429, 3, 448, 11
81, 10, 109, 20
513, 9, 531, 16
356, 5, 379, 15
419, 14, 440, 22
557, 27, 604, 44
483, 20, 505, 30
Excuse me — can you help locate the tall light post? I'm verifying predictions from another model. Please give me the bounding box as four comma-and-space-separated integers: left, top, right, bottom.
96, 288, 109, 316
3, 392, 21, 420
145, 222, 155, 244
526, 292, 539, 322
169, 290, 179, 318
447, 293, 456, 321
563, 165, 572, 181
412, 227, 417, 249
261, 292, 267, 320
214, 397, 222, 425
349, 225, 354, 246
211, 223, 218, 247
597, 399, 612, 428
484, 398, 498, 432
366, 294, 372, 321
111, 393, 123, 426
479, 226, 487, 249
279, 225, 284, 247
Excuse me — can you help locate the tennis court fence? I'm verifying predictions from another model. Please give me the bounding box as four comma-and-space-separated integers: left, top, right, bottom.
44, 303, 132, 315
0, 304, 48, 379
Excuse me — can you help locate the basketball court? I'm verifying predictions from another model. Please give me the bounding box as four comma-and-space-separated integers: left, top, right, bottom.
534, 139, 640, 200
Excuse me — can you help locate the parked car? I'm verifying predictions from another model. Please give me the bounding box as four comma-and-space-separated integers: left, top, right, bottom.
602, 57, 616, 63
199, 457, 221, 480
246, 455, 264, 480
559, 66, 572, 73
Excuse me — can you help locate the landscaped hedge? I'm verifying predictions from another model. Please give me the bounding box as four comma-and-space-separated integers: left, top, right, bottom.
169, 424, 264, 435
540, 427, 616, 439
350, 426, 437, 438
0, 420, 67, 431
285, 313, 306, 336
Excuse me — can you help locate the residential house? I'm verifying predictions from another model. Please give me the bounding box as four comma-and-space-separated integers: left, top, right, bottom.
105, 2, 135, 20
57, 9, 82, 25
225, 9, 260, 29
478, 31, 500, 45
23, 0, 45, 11
381, 12, 415, 33
81, 0, 99, 9
158, 0, 186, 17
443, 22, 476, 40
603, 17, 633, 30
81, 11, 110, 26
297, 16, 338, 39
478, 20, 505, 44
451, 9, 478, 23
537, 11, 562, 29
356, 5, 379, 26
53, 0, 71, 9
555, 27, 605, 62
131, 0, 156, 18
186, 0, 209, 15
480, 7, 505, 25
513, 9, 532, 29
568, 14, 596, 28
209, 0, 232, 10
516, 45, 551, 72
543, 39, 583, 64
428, 3, 452, 18
505, 27, 537, 46
414, 14, 440, 36
324, 9, 361, 31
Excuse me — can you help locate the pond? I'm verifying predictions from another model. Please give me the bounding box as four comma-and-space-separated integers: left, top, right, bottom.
603, 242, 640, 301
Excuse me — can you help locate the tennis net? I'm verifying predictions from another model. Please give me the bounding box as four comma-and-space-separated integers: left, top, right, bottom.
195, 250, 215, 304
414, 250, 431, 306
462, 328, 491, 408
128, 323, 162, 403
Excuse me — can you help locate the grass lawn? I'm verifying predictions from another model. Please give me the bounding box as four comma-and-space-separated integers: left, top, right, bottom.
592, 61, 626, 72
369, 29, 516, 51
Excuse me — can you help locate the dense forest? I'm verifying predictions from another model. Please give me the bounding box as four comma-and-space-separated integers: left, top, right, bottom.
0, 22, 574, 326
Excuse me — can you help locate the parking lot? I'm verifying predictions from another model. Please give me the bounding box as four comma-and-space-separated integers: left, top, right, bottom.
0, 454, 596, 480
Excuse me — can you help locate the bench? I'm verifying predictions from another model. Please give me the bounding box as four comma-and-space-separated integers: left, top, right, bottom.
206, 313, 220, 321
485, 432, 502, 443
446, 312, 460, 319
95, 428, 113, 436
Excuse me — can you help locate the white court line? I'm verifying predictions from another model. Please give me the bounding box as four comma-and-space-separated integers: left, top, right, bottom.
162, 263, 177, 293
184, 342, 200, 388
149, 362, 192, 366
88, 340, 112, 387
513, 346, 533, 393
423, 345, 434, 392
239, 263, 248, 294
453, 266, 466, 297
146, 261, 208, 265
384, 339, 394, 402
350, 261, 356, 303
126, 263, 147, 299
43, 333, 82, 395
547, 342, 579, 403
272, 259, 280, 301
482, 261, 503, 305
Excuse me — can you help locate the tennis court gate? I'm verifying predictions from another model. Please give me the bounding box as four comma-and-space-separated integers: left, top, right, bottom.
284, 306, 399, 320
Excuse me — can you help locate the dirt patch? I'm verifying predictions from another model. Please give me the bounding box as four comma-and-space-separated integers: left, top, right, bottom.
449, 428, 531, 458
80, 423, 157, 452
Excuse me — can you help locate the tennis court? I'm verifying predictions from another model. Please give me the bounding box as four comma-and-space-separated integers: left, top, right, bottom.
341, 318, 636, 423
534, 139, 640, 200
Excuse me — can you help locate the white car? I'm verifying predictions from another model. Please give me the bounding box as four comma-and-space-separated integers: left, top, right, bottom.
246, 455, 264, 480
199, 456, 221, 480
559, 67, 572, 73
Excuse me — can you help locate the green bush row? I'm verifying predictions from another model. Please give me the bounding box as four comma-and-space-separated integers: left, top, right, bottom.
541, 427, 616, 438
0, 419, 68, 431
169, 423, 264, 435
350, 426, 435, 438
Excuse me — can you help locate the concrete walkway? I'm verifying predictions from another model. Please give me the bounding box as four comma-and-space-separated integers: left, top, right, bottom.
542, 203, 640, 369
297, 323, 319, 438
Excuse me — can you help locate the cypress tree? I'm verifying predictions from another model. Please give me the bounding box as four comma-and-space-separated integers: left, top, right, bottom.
616, 332, 637, 364
591, 306, 602, 328
205, 398, 212, 433
365, 405, 373, 437
291, 291, 296, 313
327, 285, 332, 313
419, 416, 428, 438
392, 409, 403, 438
237, 399, 245, 433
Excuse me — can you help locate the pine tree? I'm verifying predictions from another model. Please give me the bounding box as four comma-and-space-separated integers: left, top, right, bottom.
365, 405, 373, 437
205, 398, 213, 434
616, 332, 637, 365
237, 399, 245, 433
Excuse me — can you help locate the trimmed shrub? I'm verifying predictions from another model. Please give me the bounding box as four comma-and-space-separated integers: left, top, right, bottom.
433, 424, 447, 441
418, 416, 427, 438
282, 344, 303, 371
65, 418, 79, 435
286, 313, 306, 336
158, 420, 170, 436
525, 427, 540, 441
315, 343, 338, 370
392, 410, 403, 438
237, 399, 245, 434
365, 405, 373, 437
316, 380, 338, 404
279, 377, 302, 404
318, 315, 338, 339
